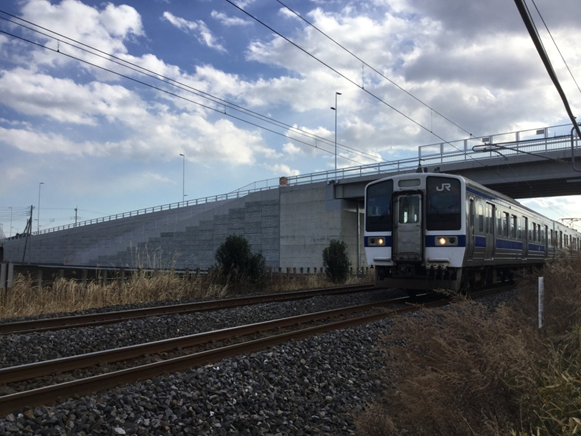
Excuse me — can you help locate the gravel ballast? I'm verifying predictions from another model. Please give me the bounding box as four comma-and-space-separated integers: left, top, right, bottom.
0, 289, 515, 435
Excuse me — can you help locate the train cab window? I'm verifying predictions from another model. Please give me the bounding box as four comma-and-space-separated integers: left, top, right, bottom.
365, 180, 393, 232
426, 177, 461, 230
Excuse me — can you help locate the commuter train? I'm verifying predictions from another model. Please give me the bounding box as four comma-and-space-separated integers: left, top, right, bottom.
364, 172, 580, 293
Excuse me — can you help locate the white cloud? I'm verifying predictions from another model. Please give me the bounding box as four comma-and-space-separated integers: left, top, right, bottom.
162, 12, 226, 52
269, 163, 300, 176
0, 127, 105, 156
18, 0, 143, 65
282, 142, 303, 156
211, 11, 251, 27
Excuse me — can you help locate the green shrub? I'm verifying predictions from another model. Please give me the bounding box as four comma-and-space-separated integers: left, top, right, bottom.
214, 234, 267, 288
322, 239, 351, 283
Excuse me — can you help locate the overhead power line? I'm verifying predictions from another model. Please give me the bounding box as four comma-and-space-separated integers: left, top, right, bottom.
226, 0, 493, 165
276, 0, 474, 138
0, 10, 380, 165
530, 0, 580, 93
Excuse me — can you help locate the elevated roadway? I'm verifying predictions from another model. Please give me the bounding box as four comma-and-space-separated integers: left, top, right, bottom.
322, 133, 581, 201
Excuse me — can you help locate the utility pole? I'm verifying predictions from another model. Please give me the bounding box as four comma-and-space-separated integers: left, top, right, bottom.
330, 92, 342, 177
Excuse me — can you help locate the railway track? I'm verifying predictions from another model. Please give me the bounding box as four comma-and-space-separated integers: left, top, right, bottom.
0, 286, 509, 416
0, 284, 375, 335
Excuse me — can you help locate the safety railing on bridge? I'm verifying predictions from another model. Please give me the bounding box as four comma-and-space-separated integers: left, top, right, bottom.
31, 124, 579, 236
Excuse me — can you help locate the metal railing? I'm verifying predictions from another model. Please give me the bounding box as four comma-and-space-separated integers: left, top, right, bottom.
33, 124, 579, 236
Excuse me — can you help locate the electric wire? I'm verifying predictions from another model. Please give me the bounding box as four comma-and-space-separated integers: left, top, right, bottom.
225, 0, 492, 167
0, 27, 372, 166
530, 0, 580, 92
276, 0, 474, 138
0, 10, 380, 165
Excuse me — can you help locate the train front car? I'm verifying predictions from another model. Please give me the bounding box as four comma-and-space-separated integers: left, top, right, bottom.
364, 173, 466, 292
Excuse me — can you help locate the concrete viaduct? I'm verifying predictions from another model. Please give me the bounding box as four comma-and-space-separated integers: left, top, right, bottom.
2, 128, 580, 272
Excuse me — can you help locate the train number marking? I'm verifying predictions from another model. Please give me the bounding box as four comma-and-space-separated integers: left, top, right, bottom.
436, 183, 451, 192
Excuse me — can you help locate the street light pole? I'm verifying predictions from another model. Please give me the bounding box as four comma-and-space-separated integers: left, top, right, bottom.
37, 182, 44, 234
330, 92, 342, 176
179, 153, 185, 202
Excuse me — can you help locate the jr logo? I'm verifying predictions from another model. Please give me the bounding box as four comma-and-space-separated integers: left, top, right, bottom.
436, 183, 451, 192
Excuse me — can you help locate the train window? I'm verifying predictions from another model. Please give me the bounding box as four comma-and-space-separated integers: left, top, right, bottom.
398, 196, 420, 224
532, 223, 537, 242
426, 177, 461, 230
487, 205, 493, 234
503, 213, 509, 237
478, 204, 484, 232
497, 210, 502, 234
365, 180, 393, 232
510, 215, 517, 239
518, 217, 523, 239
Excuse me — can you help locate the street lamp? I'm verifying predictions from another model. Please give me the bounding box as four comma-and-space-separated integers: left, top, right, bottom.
179, 153, 185, 202
330, 92, 342, 176
37, 182, 44, 234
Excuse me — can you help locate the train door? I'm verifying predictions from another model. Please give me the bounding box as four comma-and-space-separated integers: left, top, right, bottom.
467, 198, 475, 259
523, 217, 529, 258
485, 203, 495, 260
392, 193, 423, 261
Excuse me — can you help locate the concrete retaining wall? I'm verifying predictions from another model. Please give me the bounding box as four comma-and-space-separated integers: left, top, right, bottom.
2, 184, 367, 271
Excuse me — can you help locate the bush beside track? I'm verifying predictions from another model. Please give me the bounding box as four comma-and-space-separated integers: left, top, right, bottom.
356, 250, 581, 436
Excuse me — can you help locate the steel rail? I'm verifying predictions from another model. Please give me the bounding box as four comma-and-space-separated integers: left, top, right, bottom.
0, 287, 506, 416
0, 296, 406, 384
0, 284, 375, 335
0, 297, 442, 416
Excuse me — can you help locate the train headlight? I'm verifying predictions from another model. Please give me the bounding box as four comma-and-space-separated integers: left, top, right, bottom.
368, 237, 387, 246
434, 236, 458, 246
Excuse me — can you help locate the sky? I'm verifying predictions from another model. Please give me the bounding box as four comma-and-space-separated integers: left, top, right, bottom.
0, 0, 580, 237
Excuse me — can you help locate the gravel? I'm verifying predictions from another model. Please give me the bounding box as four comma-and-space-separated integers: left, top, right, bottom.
0, 289, 515, 435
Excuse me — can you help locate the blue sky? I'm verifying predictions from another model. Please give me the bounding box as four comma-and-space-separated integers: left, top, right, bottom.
0, 0, 580, 236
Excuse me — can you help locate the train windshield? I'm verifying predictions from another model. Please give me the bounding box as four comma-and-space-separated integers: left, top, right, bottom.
366, 179, 393, 232
426, 177, 462, 230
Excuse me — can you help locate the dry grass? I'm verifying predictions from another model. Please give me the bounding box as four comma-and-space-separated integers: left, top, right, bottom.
356, 250, 581, 436
0, 268, 374, 320
0, 270, 228, 320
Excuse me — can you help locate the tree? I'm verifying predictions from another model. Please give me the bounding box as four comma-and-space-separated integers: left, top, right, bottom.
214, 234, 266, 286
322, 239, 351, 283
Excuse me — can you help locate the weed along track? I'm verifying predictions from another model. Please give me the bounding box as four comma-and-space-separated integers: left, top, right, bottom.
0, 284, 375, 335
